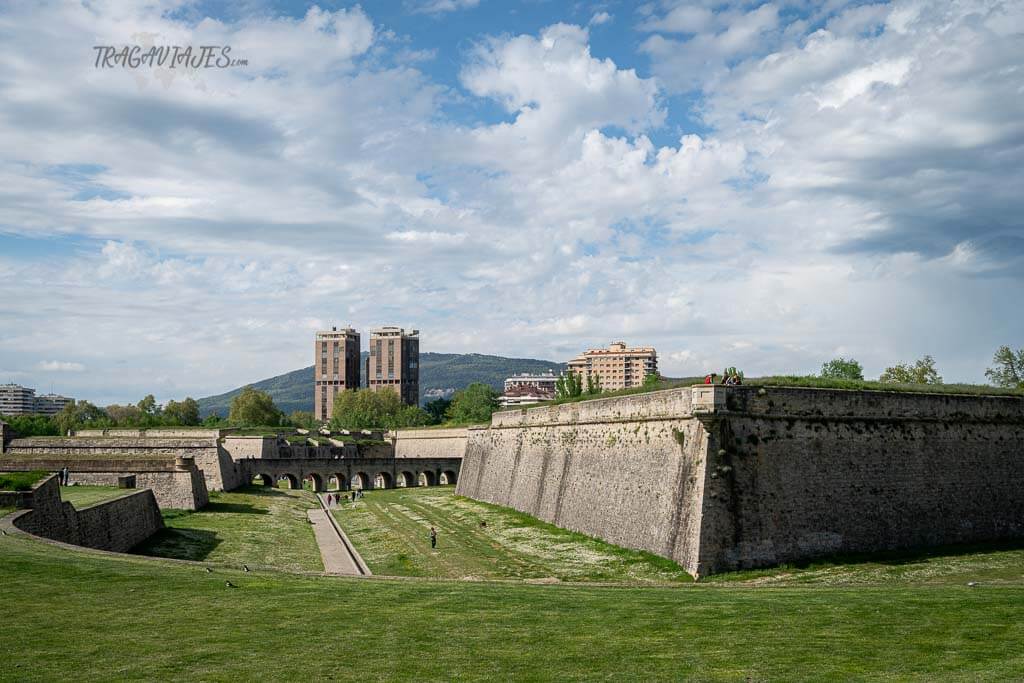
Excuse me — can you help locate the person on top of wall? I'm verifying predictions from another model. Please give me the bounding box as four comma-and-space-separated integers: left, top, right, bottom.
704, 372, 717, 384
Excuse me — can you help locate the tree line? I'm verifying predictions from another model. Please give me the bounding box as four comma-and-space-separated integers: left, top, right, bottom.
819, 346, 1024, 388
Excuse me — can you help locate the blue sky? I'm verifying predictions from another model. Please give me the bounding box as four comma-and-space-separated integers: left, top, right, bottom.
0, 0, 1022, 405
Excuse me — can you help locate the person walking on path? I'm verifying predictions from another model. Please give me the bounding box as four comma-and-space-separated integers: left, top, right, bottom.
430, 526, 437, 549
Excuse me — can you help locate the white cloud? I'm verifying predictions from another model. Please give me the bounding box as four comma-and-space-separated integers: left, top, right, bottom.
37, 361, 86, 372
0, 1, 1021, 404
408, 0, 480, 14
589, 12, 613, 27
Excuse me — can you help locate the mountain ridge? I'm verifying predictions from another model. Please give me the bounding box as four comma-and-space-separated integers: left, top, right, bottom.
196, 351, 566, 417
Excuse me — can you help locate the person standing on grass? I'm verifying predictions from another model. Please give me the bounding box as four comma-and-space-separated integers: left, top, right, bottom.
430, 526, 437, 549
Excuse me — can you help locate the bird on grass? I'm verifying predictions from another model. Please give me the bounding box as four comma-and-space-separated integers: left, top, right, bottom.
243, 564, 250, 573
225, 581, 236, 588
205, 567, 213, 573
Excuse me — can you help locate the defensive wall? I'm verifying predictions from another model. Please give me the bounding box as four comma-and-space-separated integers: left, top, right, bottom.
0, 455, 209, 510
1, 422, 467, 514
240, 456, 462, 491
456, 384, 1024, 577
2, 474, 163, 552
391, 427, 471, 459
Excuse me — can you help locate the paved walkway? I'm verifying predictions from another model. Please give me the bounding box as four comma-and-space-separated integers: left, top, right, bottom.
308, 508, 362, 575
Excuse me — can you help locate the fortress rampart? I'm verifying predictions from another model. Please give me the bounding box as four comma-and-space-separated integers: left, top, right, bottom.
456, 385, 1024, 577
3, 474, 164, 552
391, 427, 470, 459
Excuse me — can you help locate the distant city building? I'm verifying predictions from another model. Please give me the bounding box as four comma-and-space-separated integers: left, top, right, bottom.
499, 371, 558, 407
34, 393, 72, 415
367, 327, 419, 405
567, 341, 657, 391
0, 384, 73, 416
314, 326, 361, 422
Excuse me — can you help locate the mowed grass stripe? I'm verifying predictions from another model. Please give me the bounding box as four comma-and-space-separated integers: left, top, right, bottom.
331, 486, 692, 583
1, 531, 1023, 680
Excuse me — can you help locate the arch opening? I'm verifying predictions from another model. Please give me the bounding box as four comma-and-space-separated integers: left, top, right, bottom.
351, 472, 369, 490
374, 472, 392, 490
328, 474, 347, 491
397, 471, 416, 488
439, 470, 458, 486
252, 473, 274, 487
418, 471, 435, 487
302, 473, 324, 492
276, 473, 299, 490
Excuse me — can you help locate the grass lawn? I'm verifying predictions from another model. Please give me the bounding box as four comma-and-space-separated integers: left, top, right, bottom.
133, 486, 322, 572
1, 531, 1023, 681
331, 486, 692, 583
0, 470, 48, 491
59, 485, 129, 509
708, 540, 1024, 587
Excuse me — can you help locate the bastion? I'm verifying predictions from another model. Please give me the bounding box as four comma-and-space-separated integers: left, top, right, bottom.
456, 385, 1024, 577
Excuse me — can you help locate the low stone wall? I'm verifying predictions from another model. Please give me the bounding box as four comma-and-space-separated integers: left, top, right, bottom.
7, 474, 164, 552
458, 385, 1024, 577
0, 458, 208, 510
392, 428, 470, 459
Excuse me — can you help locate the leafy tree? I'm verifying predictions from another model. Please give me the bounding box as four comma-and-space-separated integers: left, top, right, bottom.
137, 394, 159, 416
879, 355, 943, 384
330, 389, 430, 430
53, 400, 110, 435
288, 410, 319, 430
985, 346, 1024, 388
228, 386, 283, 427
555, 371, 583, 399
0, 413, 60, 437
446, 383, 499, 424
423, 398, 452, 424
163, 398, 201, 426
203, 414, 226, 427
820, 357, 865, 381
585, 373, 602, 395
642, 372, 661, 388
105, 404, 145, 426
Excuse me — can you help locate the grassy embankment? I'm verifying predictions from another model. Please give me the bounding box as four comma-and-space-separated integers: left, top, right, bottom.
505, 374, 1024, 413
134, 487, 322, 572
0, 471, 48, 491
1, 526, 1023, 680
331, 486, 689, 583
59, 485, 129, 508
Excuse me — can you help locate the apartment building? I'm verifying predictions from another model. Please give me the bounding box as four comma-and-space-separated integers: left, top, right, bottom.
0, 384, 74, 416
314, 326, 361, 422
567, 341, 657, 390
367, 327, 419, 405
498, 371, 558, 407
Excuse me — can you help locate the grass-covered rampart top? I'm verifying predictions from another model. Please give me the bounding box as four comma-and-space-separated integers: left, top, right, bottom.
501, 374, 1024, 413
0, 470, 49, 491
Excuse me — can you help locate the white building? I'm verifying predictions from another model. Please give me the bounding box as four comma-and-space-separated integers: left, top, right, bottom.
499, 372, 559, 408
0, 384, 74, 416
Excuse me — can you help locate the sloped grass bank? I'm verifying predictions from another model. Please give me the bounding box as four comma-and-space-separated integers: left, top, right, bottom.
134, 486, 322, 572
331, 486, 688, 583
1, 530, 1023, 681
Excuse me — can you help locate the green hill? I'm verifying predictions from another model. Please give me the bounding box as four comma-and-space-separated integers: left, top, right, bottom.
196, 352, 565, 417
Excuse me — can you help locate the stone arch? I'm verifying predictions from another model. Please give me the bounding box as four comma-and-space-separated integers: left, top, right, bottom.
351, 472, 369, 490
439, 470, 458, 486
418, 471, 435, 487
329, 473, 347, 491
397, 471, 416, 488
253, 473, 274, 487
277, 473, 299, 490
302, 473, 324, 492
374, 471, 393, 490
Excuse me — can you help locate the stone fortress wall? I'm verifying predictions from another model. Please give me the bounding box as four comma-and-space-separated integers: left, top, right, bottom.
391, 427, 470, 459
2, 474, 164, 553
457, 385, 1024, 577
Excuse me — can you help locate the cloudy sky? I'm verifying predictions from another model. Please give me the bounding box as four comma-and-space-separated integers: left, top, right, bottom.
0, 0, 1021, 405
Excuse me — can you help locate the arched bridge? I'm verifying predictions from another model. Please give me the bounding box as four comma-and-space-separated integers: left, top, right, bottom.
239, 457, 461, 492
